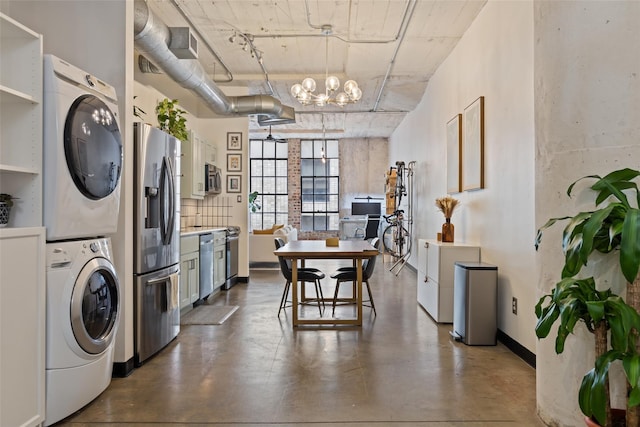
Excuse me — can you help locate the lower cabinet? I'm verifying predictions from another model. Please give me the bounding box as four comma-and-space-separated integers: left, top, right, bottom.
0, 227, 45, 427
417, 239, 480, 323
180, 235, 200, 310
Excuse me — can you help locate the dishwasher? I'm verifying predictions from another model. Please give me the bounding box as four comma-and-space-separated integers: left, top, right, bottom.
199, 233, 214, 300
223, 226, 240, 290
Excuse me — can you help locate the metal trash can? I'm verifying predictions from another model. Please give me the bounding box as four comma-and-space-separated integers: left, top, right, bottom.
452, 262, 498, 345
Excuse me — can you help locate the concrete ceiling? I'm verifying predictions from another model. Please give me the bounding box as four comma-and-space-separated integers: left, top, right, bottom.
141, 0, 486, 139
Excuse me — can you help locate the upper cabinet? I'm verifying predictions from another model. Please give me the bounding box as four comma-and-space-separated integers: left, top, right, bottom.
203, 139, 217, 165
0, 12, 43, 228
181, 130, 205, 199
181, 130, 218, 200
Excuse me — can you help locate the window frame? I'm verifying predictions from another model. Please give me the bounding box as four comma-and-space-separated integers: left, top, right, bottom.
300, 139, 340, 232
248, 139, 288, 231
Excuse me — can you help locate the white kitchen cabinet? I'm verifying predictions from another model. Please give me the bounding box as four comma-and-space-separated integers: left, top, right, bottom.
203, 139, 217, 165
180, 130, 205, 199
0, 13, 43, 228
417, 239, 479, 323
180, 235, 200, 311
0, 227, 45, 427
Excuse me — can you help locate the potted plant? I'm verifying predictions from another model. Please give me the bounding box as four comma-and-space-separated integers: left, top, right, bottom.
0, 193, 18, 227
249, 191, 261, 213
535, 167, 640, 426
155, 98, 188, 141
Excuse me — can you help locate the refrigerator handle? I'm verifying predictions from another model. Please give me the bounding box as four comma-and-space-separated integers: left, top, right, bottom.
159, 156, 175, 246
165, 156, 176, 244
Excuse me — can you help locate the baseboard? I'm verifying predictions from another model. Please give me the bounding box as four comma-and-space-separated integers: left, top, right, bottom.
497, 329, 536, 368
238, 276, 248, 283
249, 261, 279, 269
112, 358, 135, 378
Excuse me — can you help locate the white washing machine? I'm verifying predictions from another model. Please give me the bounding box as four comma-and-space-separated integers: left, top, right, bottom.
44, 237, 120, 426
43, 54, 123, 242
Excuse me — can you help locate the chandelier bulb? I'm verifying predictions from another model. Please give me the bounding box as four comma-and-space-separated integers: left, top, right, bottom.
326, 76, 340, 92
302, 77, 316, 93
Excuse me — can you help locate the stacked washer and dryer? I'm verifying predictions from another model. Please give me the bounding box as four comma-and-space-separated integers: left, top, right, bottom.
42, 55, 123, 426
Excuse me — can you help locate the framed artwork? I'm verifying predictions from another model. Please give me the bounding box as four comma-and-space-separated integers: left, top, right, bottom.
227, 153, 242, 172
462, 96, 485, 191
227, 132, 242, 150
227, 175, 241, 193
446, 114, 462, 193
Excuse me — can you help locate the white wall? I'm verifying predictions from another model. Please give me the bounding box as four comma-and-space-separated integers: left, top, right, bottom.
534, 1, 640, 425
390, 0, 537, 352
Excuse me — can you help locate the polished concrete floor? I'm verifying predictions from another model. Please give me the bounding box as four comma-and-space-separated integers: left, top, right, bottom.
60, 257, 544, 427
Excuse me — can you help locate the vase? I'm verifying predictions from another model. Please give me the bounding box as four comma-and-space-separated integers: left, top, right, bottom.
441, 218, 454, 242
0, 202, 10, 227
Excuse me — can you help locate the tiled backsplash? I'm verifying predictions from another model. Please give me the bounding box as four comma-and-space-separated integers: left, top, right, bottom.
181, 196, 234, 229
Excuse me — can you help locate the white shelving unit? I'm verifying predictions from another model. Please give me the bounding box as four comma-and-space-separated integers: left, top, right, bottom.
0, 13, 45, 427
0, 13, 43, 228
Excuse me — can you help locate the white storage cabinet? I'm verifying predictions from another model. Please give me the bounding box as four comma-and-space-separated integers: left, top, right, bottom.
417, 239, 480, 323
180, 235, 200, 311
0, 13, 45, 427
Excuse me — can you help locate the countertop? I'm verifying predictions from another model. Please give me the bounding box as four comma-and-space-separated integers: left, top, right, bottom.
180, 226, 228, 237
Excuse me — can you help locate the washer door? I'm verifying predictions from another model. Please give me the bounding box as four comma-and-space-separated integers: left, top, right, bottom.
64, 94, 123, 200
71, 257, 120, 355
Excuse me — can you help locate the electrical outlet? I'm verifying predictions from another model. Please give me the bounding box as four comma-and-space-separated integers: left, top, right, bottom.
512, 297, 518, 315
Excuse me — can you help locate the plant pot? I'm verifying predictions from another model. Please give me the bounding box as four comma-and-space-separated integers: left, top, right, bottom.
0, 202, 10, 227
584, 409, 626, 427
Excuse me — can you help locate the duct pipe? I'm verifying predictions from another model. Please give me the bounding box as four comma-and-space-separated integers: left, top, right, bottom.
133, 0, 294, 123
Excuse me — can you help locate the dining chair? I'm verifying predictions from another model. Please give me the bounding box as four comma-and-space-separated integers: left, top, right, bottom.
274, 238, 326, 317
330, 237, 380, 316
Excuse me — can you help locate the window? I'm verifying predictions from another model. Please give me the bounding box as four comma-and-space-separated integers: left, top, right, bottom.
249, 139, 288, 230
300, 139, 339, 231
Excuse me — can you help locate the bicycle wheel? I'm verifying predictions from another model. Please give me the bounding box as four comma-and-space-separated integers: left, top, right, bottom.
382, 225, 411, 257
382, 225, 398, 256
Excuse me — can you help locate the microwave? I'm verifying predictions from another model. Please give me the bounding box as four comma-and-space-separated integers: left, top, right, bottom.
205, 164, 222, 194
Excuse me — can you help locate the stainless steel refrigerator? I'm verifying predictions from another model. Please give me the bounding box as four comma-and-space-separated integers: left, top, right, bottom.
133, 123, 181, 366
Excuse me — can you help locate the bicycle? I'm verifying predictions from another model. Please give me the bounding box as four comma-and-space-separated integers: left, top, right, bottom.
382, 209, 411, 258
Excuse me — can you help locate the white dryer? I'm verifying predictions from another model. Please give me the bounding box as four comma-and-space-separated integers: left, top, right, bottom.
44, 237, 120, 426
43, 54, 123, 242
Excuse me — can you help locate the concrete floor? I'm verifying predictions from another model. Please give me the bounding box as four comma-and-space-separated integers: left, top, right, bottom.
59, 257, 544, 427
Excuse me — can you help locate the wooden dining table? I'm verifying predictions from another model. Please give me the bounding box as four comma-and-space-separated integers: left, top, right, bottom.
274, 239, 379, 327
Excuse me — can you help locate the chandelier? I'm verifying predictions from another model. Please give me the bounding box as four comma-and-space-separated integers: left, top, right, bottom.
290, 25, 362, 107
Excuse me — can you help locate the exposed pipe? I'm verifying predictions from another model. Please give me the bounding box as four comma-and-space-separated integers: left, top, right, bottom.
133, 0, 294, 124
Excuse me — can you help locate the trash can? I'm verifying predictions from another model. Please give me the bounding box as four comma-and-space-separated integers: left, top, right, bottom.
452, 262, 498, 345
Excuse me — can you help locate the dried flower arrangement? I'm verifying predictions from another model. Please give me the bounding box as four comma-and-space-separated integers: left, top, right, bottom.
435, 195, 460, 219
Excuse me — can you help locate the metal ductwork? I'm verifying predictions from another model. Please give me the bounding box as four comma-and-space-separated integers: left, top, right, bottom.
133, 0, 295, 125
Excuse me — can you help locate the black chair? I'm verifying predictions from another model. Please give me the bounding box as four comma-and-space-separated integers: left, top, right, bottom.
274, 238, 326, 317
363, 215, 381, 240
330, 237, 380, 316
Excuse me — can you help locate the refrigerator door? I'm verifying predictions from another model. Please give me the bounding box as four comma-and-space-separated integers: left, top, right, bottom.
134, 264, 180, 365
134, 123, 181, 274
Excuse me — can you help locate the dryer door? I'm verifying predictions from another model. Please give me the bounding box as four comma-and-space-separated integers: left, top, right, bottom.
71, 257, 120, 354
64, 94, 123, 200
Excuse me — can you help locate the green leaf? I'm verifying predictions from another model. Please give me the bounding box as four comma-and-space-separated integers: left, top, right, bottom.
623, 353, 640, 394
620, 208, 640, 283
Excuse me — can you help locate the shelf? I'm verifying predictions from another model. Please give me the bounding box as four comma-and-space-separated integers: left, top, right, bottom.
0, 85, 38, 104
0, 13, 41, 40
0, 164, 40, 175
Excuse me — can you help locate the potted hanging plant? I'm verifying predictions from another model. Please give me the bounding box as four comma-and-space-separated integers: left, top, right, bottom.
248, 191, 261, 213
155, 98, 188, 141
535, 167, 640, 427
0, 193, 18, 227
